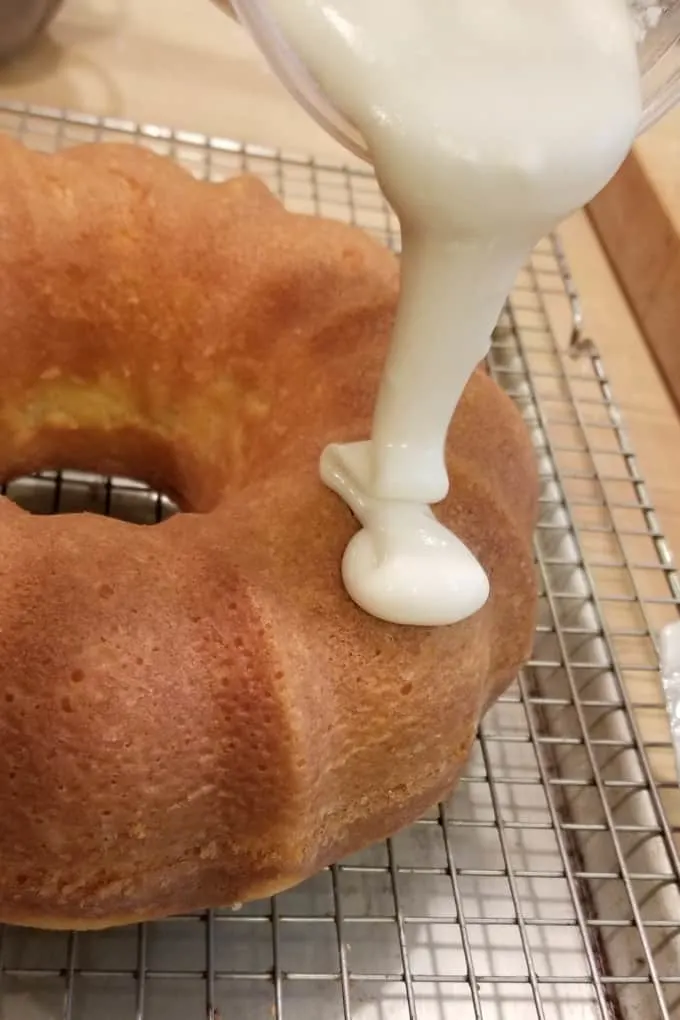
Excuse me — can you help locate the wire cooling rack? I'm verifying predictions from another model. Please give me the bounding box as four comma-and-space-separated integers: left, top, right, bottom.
0, 101, 680, 1020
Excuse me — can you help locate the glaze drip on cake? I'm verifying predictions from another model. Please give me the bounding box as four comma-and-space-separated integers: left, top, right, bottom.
266, 0, 642, 626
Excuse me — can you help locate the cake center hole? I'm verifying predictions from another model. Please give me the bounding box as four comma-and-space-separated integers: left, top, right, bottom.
1, 470, 179, 525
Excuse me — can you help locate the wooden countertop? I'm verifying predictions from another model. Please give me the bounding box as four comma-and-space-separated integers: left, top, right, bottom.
589, 106, 680, 422
2, 0, 680, 791
560, 213, 680, 560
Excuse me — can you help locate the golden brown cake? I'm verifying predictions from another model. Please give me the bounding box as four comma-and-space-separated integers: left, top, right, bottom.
0, 136, 538, 929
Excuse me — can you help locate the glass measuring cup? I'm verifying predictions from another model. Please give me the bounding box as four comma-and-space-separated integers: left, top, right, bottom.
637, 1, 680, 131
215, 0, 680, 159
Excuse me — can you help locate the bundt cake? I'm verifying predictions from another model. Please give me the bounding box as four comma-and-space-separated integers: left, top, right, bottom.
0, 136, 539, 929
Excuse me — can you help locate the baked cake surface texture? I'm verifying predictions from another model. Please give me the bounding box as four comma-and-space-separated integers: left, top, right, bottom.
0, 136, 539, 929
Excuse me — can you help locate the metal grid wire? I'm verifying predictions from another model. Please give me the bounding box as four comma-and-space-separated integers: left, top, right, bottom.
0, 100, 679, 1020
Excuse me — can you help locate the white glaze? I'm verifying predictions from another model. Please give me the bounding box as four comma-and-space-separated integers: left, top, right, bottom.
321, 441, 489, 626
268, 0, 642, 626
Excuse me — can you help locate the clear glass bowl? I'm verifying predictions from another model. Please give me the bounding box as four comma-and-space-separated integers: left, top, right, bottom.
216, 0, 680, 160
638, 1, 680, 132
